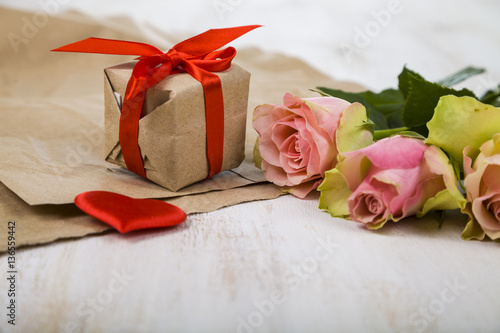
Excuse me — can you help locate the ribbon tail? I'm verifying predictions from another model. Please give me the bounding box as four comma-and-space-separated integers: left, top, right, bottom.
52, 37, 163, 56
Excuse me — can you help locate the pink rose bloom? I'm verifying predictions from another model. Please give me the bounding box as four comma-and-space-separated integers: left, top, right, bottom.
462, 133, 500, 240
318, 136, 466, 229
253, 93, 373, 198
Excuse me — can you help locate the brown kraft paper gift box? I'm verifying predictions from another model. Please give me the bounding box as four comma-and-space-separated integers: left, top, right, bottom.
103, 61, 251, 191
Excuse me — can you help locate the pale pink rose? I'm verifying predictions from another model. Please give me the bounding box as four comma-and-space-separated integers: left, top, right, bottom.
462, 133, 500, 240
318, 136, 465, 229
253, 93, 372, 198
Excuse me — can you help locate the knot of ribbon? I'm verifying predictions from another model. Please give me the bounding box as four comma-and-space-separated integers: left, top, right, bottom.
52, 25, 260, 179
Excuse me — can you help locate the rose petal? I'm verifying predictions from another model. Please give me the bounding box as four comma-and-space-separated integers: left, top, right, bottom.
253, 104, 294, 136
280, 134, 305, 174
252, 103, 276, 135
258, 130, 282, 167
404, 175, 446, 217
462, 201, 486, 240
304, 97, 348, 140
282, 134, 302, 170
349, 192, 387, 225
342, 136, 427, 170
336, 153, 372, 192
318, 168, 352, 218
271, 120, 297, 149
283, 97, 340, 175
301, 115, 338, 175
284, 177, 323, 199
426, 96, 500, 167
282, 92, 304, 108
295, 134, 311, 169
462, 145, 478, 178
418, 145, 466, 214
287, 170, 310, 185
335, 102, 373, 154
481, 164, 500, 195
369, 167, 422, 219
294, 114, 334, 176
347, 177, 394, 228
472, 195, 500, 232
485, 193, 500, 221
464, 159, 485, 202
261, 160, 291, 186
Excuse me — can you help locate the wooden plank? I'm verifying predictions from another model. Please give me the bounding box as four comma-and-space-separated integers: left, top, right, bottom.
3, 196, 499, 332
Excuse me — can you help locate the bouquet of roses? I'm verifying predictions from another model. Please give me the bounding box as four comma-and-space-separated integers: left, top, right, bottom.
252, 66, 500, 241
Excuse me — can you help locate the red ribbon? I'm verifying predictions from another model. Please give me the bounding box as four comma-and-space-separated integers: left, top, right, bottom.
52, 25, 260, 179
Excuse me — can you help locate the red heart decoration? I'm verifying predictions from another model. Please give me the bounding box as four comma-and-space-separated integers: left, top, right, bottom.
75, 191, 187, 233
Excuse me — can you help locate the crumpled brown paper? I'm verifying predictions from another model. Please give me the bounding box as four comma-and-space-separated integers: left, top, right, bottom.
0, 7, 363, 252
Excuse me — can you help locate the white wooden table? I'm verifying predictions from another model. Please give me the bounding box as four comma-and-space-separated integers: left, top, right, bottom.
4, 195, 500, 332
1, 1, 500, 332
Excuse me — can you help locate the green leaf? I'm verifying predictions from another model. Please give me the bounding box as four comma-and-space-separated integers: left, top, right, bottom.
437, 66, 485, 87
315, 87, 404, 131
367, 108, 389, 130
480, 83, 500, 106
311, 88, 333, 97
401, 70, 476, 134
409, 124, 429, 137
373, 127, 409, 140
398, 66, 424, 100
364, 89, 405, 128
317, 65, 485, 138
312, 88, 365, 103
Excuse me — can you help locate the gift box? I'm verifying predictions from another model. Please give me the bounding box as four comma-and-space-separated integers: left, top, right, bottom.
103, 61, 251, 191
52, 26, 259, 191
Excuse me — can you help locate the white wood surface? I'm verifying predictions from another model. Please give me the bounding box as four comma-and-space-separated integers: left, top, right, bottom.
1, 1, 500, 332
2, 195, 500, 332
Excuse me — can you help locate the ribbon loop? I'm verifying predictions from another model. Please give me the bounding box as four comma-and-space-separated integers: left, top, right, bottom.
52, 25, 260, 181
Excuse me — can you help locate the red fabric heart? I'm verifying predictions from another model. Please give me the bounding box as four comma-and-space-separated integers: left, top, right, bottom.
75, 191, 186, 233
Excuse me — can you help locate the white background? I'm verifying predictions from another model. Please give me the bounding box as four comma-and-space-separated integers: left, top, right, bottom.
1, 1, 500, 332
2, 0, 500, 91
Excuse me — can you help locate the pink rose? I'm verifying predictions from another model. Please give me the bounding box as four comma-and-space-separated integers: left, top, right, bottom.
462, 133, 500, 240
253, 93, 373, 198
318, 136, 466, 229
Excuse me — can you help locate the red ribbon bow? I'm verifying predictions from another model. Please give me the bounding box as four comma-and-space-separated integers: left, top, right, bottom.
52, 25, 260, 179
